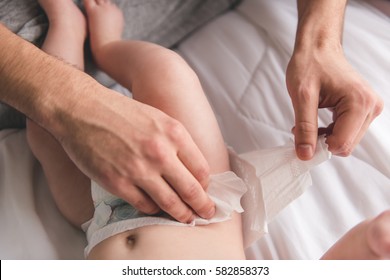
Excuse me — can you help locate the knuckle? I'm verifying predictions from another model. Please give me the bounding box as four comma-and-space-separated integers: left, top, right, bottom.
144, 138, 169, 164
159, 193, 178, 212
166, 120, 186, 143
359, 93, 374, 110
181, 181, 201, 202
194, 165, 210, 187
354, 85, 379, 109
294, 84, 315, 103
198, 164, 210, 178
373, 98, 384, 118
349, 87, 383, 120
295, 120, 317, 135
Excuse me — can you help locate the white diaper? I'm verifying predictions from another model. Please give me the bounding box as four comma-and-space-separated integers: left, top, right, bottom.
83, 137, 331, 255
83, 171, 247, 256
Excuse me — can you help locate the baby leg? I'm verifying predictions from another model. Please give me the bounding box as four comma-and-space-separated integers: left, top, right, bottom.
85, 0, 229, 173
84, 0, 245, 259
321, 210, 390, 259
27, 0, 93, 227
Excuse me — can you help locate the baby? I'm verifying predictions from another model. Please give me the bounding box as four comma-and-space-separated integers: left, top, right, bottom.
27, 0, 390, 259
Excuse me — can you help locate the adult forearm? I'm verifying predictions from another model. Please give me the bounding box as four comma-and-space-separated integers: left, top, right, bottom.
0, 24, 97, 135
295, 0, 347, 51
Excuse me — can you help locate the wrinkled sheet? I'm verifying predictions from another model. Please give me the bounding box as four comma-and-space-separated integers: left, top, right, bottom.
178, 0, 390, 259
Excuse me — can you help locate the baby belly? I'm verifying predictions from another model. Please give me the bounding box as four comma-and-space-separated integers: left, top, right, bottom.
87, 213, 245, 260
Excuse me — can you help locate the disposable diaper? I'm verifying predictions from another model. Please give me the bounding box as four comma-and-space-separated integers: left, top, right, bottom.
83, 137, 331, 254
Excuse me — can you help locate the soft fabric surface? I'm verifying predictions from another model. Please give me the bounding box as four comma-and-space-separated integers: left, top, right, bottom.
1, 0, 389, 259
178, 0, 390, 259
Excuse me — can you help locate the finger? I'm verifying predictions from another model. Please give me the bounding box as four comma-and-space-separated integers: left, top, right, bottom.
176, 133, 210, 189
140, 176, 196, 224
351, 115, 372, 150
325, 108, 366, 156
351, 100, 384, 148
162, 158, 216, 220
290, 88, 320, 160
117, 184, 160, 215
328, 91, 383, 156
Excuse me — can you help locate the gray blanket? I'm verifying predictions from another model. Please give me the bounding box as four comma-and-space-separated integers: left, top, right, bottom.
0, 0, 240, 129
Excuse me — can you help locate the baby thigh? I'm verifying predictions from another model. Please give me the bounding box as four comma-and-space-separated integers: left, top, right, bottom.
26, 119, 93, 227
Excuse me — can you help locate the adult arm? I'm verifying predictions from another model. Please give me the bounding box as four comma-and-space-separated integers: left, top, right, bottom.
0, 24, 214, 222
286, 0, 383, 160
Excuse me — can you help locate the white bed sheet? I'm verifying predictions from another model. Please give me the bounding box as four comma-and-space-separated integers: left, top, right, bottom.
1, 0, 389, 260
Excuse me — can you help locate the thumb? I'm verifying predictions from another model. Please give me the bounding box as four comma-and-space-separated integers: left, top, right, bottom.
291, 90, 319, 160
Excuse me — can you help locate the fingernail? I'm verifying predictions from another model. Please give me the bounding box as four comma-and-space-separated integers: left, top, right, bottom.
297, 144, 313, 160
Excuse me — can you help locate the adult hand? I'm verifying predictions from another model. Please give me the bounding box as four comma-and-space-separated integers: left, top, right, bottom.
0, 23, 214, 224
54, 84, 214, 223
286, 46, 383, 160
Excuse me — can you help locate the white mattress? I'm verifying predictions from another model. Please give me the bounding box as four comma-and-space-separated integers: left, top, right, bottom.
1, 0, 389, 259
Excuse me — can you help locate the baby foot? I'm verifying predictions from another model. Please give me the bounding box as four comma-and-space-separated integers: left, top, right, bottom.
83, 0, 124, 54
38, 0, 87, 41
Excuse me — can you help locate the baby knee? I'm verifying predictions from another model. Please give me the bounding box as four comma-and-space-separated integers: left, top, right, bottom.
368, 210, 390, 258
